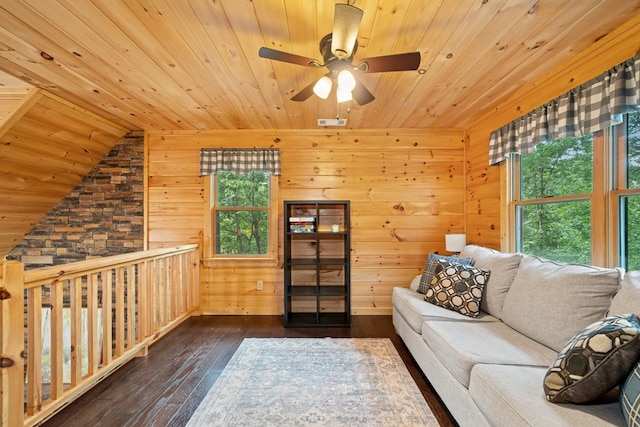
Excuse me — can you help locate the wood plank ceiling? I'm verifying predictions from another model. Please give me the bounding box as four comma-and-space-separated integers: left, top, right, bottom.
0, 0, 639, 131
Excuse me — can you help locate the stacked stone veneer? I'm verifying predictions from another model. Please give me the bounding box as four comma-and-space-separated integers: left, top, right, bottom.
8, 131, 144, 269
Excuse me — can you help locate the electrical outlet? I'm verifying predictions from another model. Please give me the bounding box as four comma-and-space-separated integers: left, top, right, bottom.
257, 280, 264, 291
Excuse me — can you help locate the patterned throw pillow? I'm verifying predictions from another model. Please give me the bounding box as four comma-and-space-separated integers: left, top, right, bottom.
544, 314, 640, 404
417, 253, 475, 294
621, 361, 640, 426
424, 260, 490, 318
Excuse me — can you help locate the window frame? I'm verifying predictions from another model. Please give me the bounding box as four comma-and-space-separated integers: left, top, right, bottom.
203, 173, 279, 266
507, 113, 640, 268
610, 114, 640, 269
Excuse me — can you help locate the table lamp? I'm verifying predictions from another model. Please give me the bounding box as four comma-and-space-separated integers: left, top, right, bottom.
445, 233, 466, 255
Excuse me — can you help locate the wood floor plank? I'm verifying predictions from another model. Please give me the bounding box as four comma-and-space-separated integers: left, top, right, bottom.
41, 315, 457, 427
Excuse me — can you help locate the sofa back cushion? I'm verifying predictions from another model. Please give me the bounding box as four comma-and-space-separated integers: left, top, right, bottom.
459, 245, 523, 319
501, 255, 621, 352
609, 271, 640, 317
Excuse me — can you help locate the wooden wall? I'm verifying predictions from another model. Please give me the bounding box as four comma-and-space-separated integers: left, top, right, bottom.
146, 129, 465, 315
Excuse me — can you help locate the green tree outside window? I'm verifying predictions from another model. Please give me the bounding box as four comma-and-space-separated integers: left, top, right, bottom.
214, 171, 270, 255
514, 111, 640, 269
518, 135, 593, 264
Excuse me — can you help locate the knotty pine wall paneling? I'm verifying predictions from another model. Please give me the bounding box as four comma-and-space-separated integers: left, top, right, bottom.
146, 129, 465, 315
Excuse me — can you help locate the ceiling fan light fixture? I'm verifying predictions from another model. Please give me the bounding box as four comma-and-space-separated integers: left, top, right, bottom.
331, 4, 363, 59
336, 86, 353, 103
313, 76, 333, 99
258, 3, 419, 106
337, 69, 356, 92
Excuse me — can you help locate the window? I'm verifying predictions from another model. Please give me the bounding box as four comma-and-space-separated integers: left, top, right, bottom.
512, 135, 594, 264
614, 111, 640, 270
213, 171, 273, 256
510, 111, 640, 268
200, 148, 280, 262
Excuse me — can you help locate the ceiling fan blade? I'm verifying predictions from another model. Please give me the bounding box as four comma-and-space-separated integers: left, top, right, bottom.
352, 79, 375, 106
258, 47, 320, 67
290, 79, 318, 102
331, 4, 363, 59
358, 52, 421, 73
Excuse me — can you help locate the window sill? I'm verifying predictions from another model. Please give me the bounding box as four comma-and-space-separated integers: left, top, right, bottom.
202, 257, 280, 269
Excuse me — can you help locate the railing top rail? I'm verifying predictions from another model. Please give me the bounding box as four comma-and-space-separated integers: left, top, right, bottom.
23, 244, 199, 288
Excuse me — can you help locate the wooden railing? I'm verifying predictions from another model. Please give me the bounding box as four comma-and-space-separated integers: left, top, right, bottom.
0, 244, 200, 427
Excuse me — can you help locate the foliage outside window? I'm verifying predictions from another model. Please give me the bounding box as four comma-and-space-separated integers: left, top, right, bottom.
514, 135, 593, 264
212, 171, 272, 256
510, 112, 640, 269
616, 112, 640, 270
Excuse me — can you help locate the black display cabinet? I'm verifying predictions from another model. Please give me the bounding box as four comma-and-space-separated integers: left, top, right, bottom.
283, 200, 350, 327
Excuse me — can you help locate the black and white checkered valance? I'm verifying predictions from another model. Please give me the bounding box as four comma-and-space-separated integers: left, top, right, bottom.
489, 54, 640, 166
199, 148, 281, 176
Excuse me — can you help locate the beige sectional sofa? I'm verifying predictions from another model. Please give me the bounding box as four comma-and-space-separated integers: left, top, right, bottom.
393, 245, 640, 426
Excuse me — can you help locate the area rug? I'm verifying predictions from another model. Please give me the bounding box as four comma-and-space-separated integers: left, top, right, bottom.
186, 338, 438, 426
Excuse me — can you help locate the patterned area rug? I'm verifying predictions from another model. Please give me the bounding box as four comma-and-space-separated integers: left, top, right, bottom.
186, 338, 438, 427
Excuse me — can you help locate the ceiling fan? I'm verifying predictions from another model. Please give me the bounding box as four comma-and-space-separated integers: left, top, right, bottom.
258, 3, 421, 106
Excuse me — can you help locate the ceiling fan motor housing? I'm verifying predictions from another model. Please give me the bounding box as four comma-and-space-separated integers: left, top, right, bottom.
320, 34, 357, 72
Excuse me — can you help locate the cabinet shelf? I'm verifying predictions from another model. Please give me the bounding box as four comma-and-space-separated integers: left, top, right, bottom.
288, 258, 347, 265
286, 312, 350, 327
287, 285, 347, 297
284, 200, 350, 328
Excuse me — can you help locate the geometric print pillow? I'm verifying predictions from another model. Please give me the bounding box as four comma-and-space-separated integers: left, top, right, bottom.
621, 360, 640, 427
417, 253, 475, 294
544, 314, 640, 404
424, 259, 490, 318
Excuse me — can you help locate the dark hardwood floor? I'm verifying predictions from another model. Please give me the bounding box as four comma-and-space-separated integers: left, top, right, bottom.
42, 315, 456, 427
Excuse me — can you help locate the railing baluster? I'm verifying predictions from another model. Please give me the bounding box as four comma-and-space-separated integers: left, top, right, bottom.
26, 286, 42, 415
102, 269, 113, 367
138, 260, 148, 343
158, 258, 165, 327
50, 281, 63, 400
126, 264, 135, 349
171, 256, 179, 321
116, 267, 125, 356
87, 272, 99, 375
70, 277, 83, 387
166, 258, 172, 323
150, 259, 157, 332
178, 253, 185, 315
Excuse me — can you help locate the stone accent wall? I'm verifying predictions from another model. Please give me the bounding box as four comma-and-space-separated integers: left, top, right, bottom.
7, 131, 144, 268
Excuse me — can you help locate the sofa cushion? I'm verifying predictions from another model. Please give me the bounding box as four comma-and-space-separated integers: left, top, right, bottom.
409, 274, 421, 292
424, 260, 490, 318
418, 253, 475, 294
470, 364, 625, 427
420, 319, 557, 387
544, 314, 640, 403
501, 255, 621, 352
609, 271, 640, 317
621, 360, 640, 426
459, 245, 523, 318
392, 287, 496, 334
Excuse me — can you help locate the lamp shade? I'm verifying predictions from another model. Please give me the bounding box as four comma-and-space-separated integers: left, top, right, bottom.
337, 69, 356, 91
313, 76, 332, 99
445, 233, 466, 253
331, 4, 364, 59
